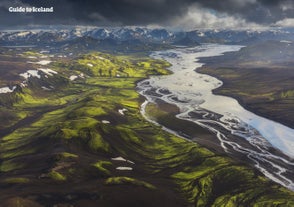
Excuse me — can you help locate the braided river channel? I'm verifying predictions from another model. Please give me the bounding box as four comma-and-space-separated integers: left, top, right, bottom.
137, 44, 294, 191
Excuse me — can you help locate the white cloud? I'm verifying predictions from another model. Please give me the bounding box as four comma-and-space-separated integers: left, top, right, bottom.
274, 18, 294, 27
169, 5, 262, 30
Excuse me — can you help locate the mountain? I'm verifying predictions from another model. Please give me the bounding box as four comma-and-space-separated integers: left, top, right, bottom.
1, 27, 294, 49
173, 36, 200, 46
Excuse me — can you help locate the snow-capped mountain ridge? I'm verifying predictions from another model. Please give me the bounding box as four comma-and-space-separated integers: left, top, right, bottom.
1, 27, 293, 46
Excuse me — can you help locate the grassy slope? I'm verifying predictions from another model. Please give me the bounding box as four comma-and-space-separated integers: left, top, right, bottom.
0, 51, 294, 207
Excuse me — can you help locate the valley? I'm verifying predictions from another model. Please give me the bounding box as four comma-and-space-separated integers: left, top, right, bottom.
137, 44, 294, 191
0, 28, 294, 207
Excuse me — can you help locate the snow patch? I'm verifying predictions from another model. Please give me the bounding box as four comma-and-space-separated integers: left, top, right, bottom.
20, 83, 27, 88
27, 56, 37, 59
41, 86, 52, 91
112, 157, 126, 162
69, 75, 78, 81
70, 73, 85, 81
16, 31, 30, 37
126, 160, 135, 164
20, 70, 40, 79
118, 108, 128, 115
102, 120, 110, 124
116, 167, 133, 171
38, 68, 57, 76
0, 86, 16, 94
111, 157, 135, 164
87, 63, 93, 67
98, 56, 106, 60
28, 60, 52, 65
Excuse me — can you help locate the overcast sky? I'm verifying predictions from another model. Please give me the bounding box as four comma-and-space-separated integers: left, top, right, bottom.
0, 0, 294, 29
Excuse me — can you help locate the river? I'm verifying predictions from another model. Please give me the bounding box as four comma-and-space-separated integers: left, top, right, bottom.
137, 44, 294, 191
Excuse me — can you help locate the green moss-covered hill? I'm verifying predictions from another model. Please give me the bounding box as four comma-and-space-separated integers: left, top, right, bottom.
0, 51, 293, 207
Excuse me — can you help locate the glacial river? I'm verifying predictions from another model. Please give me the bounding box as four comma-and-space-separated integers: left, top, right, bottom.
137, 44, 294, 190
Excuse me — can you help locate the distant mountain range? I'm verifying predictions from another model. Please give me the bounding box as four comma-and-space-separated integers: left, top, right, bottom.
1, 27, 294, 51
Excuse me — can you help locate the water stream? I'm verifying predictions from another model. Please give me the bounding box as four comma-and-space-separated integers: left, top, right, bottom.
137, 44, 294, 190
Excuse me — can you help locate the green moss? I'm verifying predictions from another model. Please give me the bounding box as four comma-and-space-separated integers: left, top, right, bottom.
105, 177, 156, 190
0, 160, 24, 172
3, 177, 30, 184
281, 90, 294, 98
196, 176, 213, 206
75, 107, 106, 117
1, 148, 36, 159
92, 161, 112, 175
67, 117, 99, 130
88, 132, 109, 152
60, 128, 79, 139
74, 52, 171, 78
1, 50, 294, 206
117, 126, 141, 143
48, 171, 67, 181
60, 152, 79, 159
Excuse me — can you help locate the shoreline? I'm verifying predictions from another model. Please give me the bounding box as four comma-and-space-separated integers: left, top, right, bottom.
144, 97, 293, 162
137, 44, 294, 190
139, 81, 294, 191
197, 67, 294, 129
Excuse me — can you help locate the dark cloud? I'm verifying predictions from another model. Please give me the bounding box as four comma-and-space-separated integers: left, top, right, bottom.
0, 0, 293, 28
